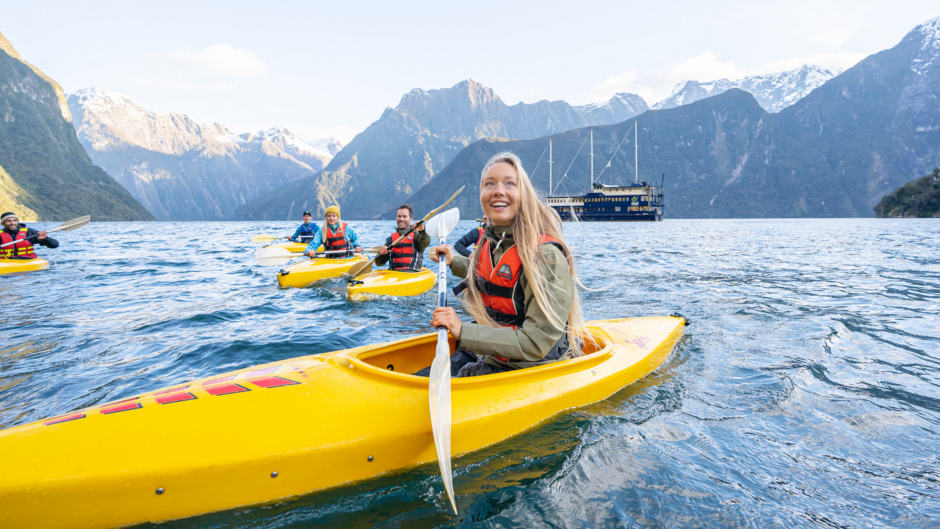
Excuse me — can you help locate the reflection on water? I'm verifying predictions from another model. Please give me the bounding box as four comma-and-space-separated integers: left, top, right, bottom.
1, 218, 938, 528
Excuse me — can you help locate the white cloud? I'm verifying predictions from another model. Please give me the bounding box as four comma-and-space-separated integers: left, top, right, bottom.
171, 44, 267, 79
667, 52, 745, 84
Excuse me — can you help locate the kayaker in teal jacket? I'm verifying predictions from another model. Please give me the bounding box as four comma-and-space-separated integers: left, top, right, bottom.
289, 211, 320, 243
304, 205, 361, 257
428, 152, 588, 377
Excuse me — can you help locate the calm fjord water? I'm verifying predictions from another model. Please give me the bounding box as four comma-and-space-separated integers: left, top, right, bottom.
1, 218, 937, 528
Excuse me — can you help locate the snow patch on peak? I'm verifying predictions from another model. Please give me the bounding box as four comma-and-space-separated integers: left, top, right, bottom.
911, 17, 940, 75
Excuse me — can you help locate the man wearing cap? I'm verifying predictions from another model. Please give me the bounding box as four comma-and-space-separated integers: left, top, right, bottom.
303, 205, 361, 258
1, 212, 59, 259
289, 211, 320, 244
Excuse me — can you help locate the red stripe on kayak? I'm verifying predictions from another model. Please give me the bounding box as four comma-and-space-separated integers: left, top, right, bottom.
204, 383, 249, 396
44, 413, 86, 426
101, 402, 143, 414
250, 376, 299, 388
155, 392, 197, 404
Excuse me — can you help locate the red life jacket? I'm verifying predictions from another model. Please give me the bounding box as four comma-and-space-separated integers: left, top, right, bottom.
389, 230, 420, 270
0, 228, 37, 259
473, 234, 568, 363
323, 222, 348, 253
474, 234, 564, 328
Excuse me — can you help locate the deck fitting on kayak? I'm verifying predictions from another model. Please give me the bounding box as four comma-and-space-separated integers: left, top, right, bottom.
368, 455, 374, 462
156, 488, 164, 495
271, 471, 278, 478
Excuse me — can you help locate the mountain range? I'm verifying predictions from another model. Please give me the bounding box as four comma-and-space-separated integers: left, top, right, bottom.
397, 17, 940, 220
653, 65, 836, 113
68, 89, 336, 220
0, 33, 151, 221
236, 80, 650, 220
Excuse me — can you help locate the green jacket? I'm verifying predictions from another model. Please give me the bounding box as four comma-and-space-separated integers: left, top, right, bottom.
450, 225, 575, 369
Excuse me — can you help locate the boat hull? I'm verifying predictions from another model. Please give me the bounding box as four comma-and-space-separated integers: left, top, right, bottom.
276, 254, 367, 289
0, 257, 49, 275
347, 267, 436, 301
0, 316, 685, 529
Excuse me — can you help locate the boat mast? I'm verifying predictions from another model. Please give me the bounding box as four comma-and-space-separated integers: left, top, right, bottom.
634, 120, 639, 185
589, 130, 594, 189
548, 139, 553, 196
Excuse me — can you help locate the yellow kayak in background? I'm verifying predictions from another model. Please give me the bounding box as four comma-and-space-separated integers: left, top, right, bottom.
276, 254, 368, 289
0, 257, 49, 275
0, 316, 685, 529
347, 267, 436, 301
265, 241, 310, 254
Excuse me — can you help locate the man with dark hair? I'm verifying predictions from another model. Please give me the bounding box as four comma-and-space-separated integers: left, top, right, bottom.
375, 204, 429, 271
289, 210, 320, 243
1, 212, 58, 259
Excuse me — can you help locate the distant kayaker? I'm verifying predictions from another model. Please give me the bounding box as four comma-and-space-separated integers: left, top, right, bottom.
304, 205, 362, 258
289, 211, 320, 244
375, 204, 430, 271
427, 152, 588, 377
1, 212, 58, 259
453, 216, 487, 257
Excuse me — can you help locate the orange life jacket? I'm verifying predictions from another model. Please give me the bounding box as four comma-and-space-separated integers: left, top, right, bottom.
0, 228, 36, 259
323, 222, 348, 254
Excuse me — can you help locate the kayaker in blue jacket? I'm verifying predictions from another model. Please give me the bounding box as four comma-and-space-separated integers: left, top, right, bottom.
1, 212, 58, 259
304, 205, 362, 258
426, 152, 588, 377
453, 216, 486, 257
289, 211, 320, 243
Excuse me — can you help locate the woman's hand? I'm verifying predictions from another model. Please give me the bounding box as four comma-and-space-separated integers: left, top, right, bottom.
429, 244, 454, 265
430, 306, 462, 341
37, 231, 47, 240
304, 250, 317, 257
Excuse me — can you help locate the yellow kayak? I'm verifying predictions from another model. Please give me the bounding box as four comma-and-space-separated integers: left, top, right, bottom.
0, 316, 685, 529
347, 267, 436, 301
0, 257, 49, 275
276, 254, 368, 289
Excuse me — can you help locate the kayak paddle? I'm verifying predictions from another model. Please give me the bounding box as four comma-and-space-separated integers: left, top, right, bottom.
257, 246, 381, 266
344, 185, 465, 280
250, 234, 284, 243
425, 206, 461, 514
0, 215, 90, 248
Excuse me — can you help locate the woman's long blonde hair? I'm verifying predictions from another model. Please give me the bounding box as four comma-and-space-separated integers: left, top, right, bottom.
461, 152, 588, 356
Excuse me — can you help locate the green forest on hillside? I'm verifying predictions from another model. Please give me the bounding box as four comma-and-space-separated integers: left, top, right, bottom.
874, 168, 940, 217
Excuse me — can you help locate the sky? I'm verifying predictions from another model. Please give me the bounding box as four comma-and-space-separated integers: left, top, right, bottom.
2, 1, 938, 144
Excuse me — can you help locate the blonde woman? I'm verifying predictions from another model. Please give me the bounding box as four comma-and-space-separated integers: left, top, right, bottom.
428, 152, 588, 377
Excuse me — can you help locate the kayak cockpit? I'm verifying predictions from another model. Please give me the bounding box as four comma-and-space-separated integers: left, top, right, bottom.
344, 327, 614, 383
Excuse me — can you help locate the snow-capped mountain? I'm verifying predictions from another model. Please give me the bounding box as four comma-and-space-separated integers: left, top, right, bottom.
653, 65, 837, 113
240, 79, 649, 220
68, 88, 334, 220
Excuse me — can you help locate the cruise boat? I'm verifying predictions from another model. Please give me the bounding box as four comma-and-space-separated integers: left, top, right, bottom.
546, 122, 664, 221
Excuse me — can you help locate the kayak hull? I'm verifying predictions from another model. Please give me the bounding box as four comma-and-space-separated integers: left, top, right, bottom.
0, 316, 685, 529
347, 267, 436, 301
0, 257, 48, 275
276, 254, 368, 289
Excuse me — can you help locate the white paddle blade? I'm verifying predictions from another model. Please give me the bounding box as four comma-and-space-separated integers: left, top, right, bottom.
429, 329, 457, 514
251, 234, 281, 243
255, 246, 295, 266
425, 208, 460, 240
51, 215, 91, 232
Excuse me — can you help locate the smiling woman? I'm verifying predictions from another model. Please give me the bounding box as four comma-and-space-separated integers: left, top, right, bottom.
428, 152, 589, 377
